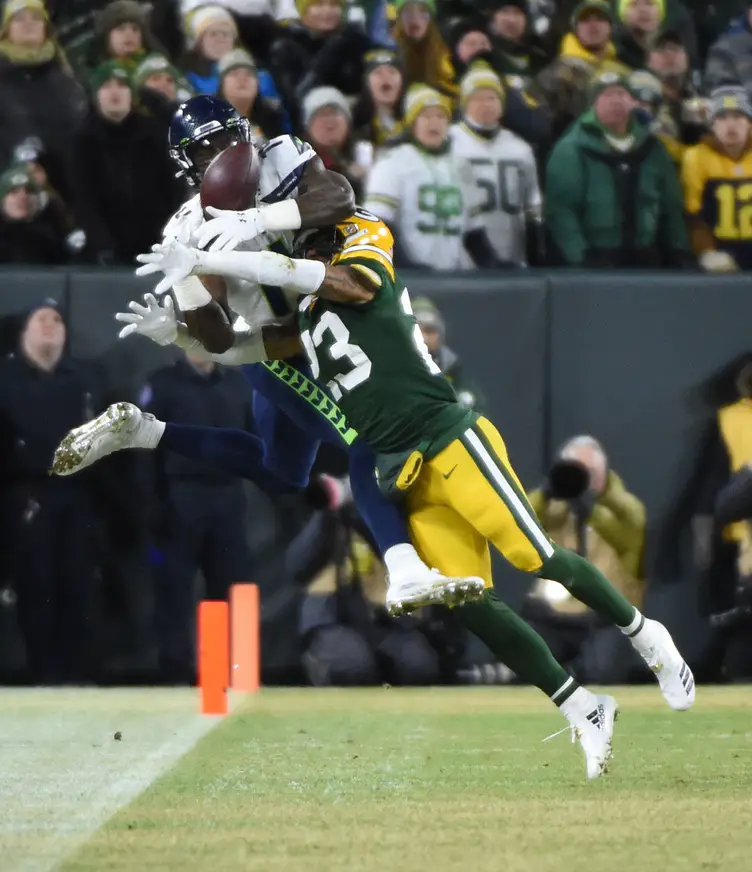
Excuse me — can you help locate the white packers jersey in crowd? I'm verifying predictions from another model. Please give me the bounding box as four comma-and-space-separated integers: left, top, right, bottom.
449, 122, 541, 264
364, 142, 484, 271
162, 134, 316, 329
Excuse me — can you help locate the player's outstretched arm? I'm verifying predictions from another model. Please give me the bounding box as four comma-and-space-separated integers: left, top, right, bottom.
188, 246, 375, 304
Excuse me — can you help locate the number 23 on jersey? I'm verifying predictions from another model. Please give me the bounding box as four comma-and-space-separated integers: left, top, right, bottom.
300, 289, 439, 401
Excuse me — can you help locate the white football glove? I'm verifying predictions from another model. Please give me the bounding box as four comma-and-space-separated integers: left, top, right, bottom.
135, 240, 201, 295
197, 206, 267, 252
699, 250, 739, 273
163, 198, 204, 246
115, 293, 178, 345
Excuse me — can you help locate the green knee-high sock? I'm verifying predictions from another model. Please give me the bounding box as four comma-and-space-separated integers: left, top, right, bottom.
539, 545, 636, 627
458, 589, 578, 702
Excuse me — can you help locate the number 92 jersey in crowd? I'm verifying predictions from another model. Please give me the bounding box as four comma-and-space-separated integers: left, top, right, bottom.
297, 209, 475, 457
163, 135, 317, 327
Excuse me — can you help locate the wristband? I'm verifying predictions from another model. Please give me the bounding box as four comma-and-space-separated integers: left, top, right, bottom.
172, 275, 212, 311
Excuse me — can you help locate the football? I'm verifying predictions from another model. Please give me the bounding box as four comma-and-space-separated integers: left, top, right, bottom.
200, 142, 260, 213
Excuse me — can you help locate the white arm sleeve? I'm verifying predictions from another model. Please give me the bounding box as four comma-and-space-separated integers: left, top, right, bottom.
197, 249, 326, 294
364, 155, 401, 224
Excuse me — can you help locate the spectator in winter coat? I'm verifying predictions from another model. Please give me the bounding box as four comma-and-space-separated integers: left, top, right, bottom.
705, 3, 752, 94
0, 165, 71, 264
302, 87, 372, 199
393, 0, 454, 96
269, 0, 371, 128
180, 0, 299, 60
615, 0, 698, 70
180, 4, 238, 94
218, 48, 288, 142
365, 84, 503, 270
536, 0, 630, 139
545, 71, 694, 268
70, 61, 185, 265
351, 48, 405, 147
682, 88, 752, 273
446, 17, 552, 147
485, 0, 547, 80
89, 0, 168, 73
0, 0, 85, 203
133, 52, 194, 128
646, 29, 707, 162
450, 63, 542, 266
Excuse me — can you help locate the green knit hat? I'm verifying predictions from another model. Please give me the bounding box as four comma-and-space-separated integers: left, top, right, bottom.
133, 53, 179, 90
588, 70, 631, 105
90, 60, 132, 92
0, 164, 38, 198
395, 0, 436, 15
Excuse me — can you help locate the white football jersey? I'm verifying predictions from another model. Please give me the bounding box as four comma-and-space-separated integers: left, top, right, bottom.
364, 142, 483, 271
449, 122, 541, 264
162, 134, 317, 329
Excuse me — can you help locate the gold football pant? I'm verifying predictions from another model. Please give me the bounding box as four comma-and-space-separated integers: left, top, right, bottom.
406, 417, 555, 586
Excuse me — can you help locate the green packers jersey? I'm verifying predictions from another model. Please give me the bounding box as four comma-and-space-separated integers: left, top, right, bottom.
297, 210, 473, 456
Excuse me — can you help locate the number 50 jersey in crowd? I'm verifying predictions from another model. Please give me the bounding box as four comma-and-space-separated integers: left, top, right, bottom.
297, 210, 474, 457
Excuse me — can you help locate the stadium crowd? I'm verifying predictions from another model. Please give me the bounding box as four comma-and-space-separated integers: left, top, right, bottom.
1, 0, 752, 688
2, 0, 752, 270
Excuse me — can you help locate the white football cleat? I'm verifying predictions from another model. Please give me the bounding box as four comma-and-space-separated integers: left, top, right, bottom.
51, 402, 163, 476
629, 618, 695, 711
386, 568, 485, 616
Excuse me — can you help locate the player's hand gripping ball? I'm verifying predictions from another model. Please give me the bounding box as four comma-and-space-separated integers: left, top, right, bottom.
200, 142, 260, 213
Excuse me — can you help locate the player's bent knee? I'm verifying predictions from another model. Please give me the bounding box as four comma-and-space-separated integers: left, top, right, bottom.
536, 545, 582, 584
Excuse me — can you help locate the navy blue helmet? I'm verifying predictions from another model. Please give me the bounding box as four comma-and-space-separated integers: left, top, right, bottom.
168, 95, 252, 186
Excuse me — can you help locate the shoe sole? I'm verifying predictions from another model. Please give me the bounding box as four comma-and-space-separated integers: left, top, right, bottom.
51, 403, 134, 476
386, 578, 485, 617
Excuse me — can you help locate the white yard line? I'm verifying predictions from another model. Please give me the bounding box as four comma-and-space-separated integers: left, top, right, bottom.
0, 688, 229, 872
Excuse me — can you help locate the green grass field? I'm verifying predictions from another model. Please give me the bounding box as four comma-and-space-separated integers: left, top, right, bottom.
2, 686, 751, 872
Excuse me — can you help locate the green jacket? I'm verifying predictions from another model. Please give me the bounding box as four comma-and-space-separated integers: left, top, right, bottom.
544, 109, 693, 267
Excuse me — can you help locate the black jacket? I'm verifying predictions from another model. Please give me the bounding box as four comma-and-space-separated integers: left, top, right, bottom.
269, 23, 371, 128
0, 352, 101, 482
0, 204, 70, 265
0, 54, 85, 200
70, 109, 186, 264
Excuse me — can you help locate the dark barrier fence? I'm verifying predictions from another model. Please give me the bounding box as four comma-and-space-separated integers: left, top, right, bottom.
2, 267, 750, 668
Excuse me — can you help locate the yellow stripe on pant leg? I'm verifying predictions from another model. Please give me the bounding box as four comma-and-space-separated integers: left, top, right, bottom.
421, 422, 549, 574
406, 482, 492, 587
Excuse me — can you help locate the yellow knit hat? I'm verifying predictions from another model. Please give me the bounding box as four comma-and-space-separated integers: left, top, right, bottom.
404, 83, 453, 127
459, 63, 505, 110
2, 0, 48, 29
296, 0, 342, 16
618, 0, 665, 23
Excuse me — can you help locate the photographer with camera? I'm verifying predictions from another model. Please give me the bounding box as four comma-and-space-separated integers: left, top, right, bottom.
522, 435, 647, 684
